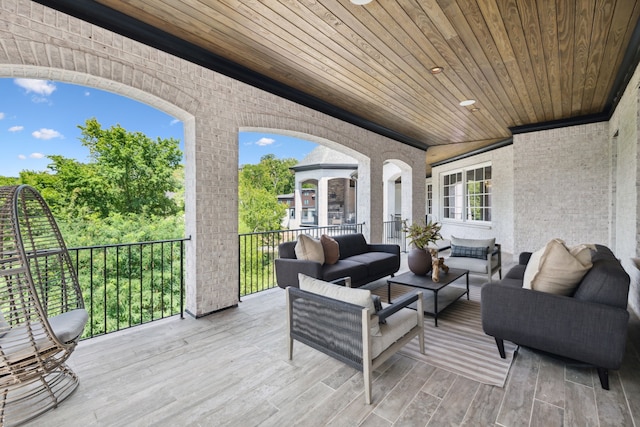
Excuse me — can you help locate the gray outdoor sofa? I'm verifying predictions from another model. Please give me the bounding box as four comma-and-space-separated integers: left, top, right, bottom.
481, 244, 630, 390
275, 233, 400, 288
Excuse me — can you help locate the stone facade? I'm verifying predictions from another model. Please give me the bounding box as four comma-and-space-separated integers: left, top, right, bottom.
0, 0, 427, 317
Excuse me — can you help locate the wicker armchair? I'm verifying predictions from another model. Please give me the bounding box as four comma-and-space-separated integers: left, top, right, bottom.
0, 185, 88, 426
286, 277, 424, 404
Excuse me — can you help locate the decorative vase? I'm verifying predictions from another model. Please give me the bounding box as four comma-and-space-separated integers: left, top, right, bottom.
407, 248, 432, 276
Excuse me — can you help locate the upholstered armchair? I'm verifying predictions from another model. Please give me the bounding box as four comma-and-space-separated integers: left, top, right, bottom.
444, 236, 502, 283
286, 274, 424, 404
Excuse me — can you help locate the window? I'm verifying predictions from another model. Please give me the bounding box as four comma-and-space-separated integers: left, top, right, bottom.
442, 164, 491, 222
426, 183, 433, 216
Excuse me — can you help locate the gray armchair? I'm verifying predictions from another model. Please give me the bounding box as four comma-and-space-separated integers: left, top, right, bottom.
286, 277, 424, 404
444, 236, 502, 283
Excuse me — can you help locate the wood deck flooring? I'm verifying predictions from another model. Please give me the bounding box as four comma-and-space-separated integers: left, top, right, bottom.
36, 269, 640, 426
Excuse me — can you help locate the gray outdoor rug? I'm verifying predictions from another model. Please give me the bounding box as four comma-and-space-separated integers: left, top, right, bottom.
373, 283, 517, 387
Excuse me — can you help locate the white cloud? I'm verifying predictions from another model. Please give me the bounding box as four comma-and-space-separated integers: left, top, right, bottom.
256, 137, 275, 146
8, 126, 24, 132
30, 153, 44, 159
14, 78, 56, 96
17, 154, 26, 160
0, 112, 4, 120
170, 119, 180, 126
84, 91, 91, 96
32, 128, 62, 140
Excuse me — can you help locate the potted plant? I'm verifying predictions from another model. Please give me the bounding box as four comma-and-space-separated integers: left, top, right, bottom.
402, 220, 442, 275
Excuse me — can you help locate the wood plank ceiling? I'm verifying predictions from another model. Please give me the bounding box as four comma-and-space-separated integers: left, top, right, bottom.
46, 0, 640, 170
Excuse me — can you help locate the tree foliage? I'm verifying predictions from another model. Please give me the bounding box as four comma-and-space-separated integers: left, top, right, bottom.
78, 118, 182, 217
239, 154, 296, 232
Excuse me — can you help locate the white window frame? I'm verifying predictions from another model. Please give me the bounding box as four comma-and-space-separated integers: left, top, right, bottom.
440, 162, 492, 224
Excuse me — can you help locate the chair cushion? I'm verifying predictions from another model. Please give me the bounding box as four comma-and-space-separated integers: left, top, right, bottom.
295, 234, 325, 265
298, 274, 381, 336
523, 239, 593, 295
450, 244, 488, 259
49, 309, 89, 343
371, 306, 418, 359
451, 236, 495, 253
445, 256, 496, 274
320, 234, 340, 265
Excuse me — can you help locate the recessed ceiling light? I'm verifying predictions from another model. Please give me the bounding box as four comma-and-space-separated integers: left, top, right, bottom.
430, 66, 444, 74
351, 0, 373, 4
459, 99, 476, 106
470, 107, 480, 112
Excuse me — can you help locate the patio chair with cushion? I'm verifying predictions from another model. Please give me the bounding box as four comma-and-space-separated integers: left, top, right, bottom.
286, 274, 424, 404
444, 236, 502, 283
0, 185, 88, 425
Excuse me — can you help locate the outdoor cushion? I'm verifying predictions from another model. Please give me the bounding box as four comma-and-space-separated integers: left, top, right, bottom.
295, 234, 324, 265
298, 274, 381, 336
320, 234, 340, 265
445, 256, 496, 274
451, 236, 495, 253
523, 239, 592, 295
321, 260, 369, 284
450, 244, 488, 259
345, 252, 398, 278
333, 234, 369, 259
371, 306, 417, 359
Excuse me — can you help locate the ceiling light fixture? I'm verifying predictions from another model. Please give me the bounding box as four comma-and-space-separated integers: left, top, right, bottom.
459, 99, 476, 106
350, 0, 373, 4
470, 107, 480, 112
430, 66, 444, 74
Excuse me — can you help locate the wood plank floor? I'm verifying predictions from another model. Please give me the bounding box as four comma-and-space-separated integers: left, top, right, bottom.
35, 261, 640, 427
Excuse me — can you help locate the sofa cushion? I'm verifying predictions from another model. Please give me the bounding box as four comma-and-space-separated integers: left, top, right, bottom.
345, 252, 399, 278
451, 236, 495, 253
295, 234, 325, 265
445, 256, 497, 274
321, 260, 369, 285
298, 273, 381, 336
371, 306, 417, 359
450, 244, 488, 259
333, 234, 369, 259
523, 239, 592, 295
321, 234, 340, 265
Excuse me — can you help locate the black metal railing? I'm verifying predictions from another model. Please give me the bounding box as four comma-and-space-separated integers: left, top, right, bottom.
68, 237, 189, 339
238, 223, 363, 297
383, 219, 407, 252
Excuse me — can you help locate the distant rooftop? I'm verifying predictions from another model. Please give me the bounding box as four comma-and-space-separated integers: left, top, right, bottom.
292, 146, 358, 171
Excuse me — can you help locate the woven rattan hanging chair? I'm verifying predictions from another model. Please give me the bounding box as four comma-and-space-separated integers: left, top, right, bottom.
0, 185, 88, 426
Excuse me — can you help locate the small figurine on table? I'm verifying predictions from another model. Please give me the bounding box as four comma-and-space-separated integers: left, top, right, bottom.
429, 248, 449, 282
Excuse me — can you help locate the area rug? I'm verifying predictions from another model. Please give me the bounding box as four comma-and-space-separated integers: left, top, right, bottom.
372, 283, 517, 387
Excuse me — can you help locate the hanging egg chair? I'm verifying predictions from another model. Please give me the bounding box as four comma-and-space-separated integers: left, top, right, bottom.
0, 185, 88, 426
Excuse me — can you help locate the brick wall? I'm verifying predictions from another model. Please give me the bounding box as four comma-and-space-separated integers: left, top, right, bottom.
0, 0, 427, 316
513, 122, 610, 254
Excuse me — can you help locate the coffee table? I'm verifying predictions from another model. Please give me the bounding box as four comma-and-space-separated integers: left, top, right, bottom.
386, 268, 469, 326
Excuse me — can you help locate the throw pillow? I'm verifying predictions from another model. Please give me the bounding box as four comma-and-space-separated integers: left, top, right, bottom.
522, 246, 545, 289
524, 239, 593, 295
450, 244, 488, 259
295, 234, 325, 265
450, 236, 495, 253
320, 234, 340, 265
298, 273, 381, 336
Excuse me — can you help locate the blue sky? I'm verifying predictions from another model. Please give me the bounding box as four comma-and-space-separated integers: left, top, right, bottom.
0, 78, 316, 177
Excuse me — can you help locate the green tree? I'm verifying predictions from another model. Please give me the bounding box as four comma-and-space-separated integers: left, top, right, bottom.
238, 154, 296, 232
78, 118, 182, 217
